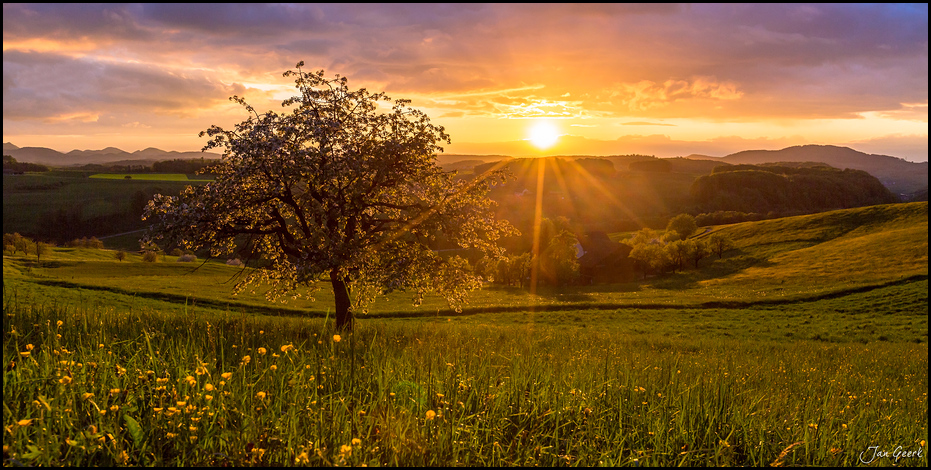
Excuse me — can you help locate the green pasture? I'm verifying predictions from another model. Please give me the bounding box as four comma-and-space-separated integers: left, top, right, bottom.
4, 202, 926, 318
2, 201, 928, 465
3, 172, 204, 243
2, 284, 927, 466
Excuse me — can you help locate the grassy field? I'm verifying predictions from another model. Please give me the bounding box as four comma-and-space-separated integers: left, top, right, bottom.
2, 202, 928, 465
3, 172, 202, 241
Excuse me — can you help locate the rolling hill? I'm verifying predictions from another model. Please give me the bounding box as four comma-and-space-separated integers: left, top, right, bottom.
719, 145, 928, 197
3, 142, 220, 166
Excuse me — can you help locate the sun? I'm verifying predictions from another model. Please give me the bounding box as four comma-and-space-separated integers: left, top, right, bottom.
528, 121, 560, 149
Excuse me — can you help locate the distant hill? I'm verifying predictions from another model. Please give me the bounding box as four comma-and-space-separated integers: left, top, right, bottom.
719, 145, 927, 196
691, 164, 899, 214
3, 142, 219, 166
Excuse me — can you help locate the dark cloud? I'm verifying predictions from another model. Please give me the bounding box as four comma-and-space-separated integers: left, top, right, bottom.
3, 51, 244, 121
3, 3, 151, 42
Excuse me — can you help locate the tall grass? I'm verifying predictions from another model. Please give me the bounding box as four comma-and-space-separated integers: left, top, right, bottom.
3, 293, 926, 466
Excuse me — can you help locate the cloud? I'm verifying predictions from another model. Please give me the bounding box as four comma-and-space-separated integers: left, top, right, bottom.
3, 51, 245, 121
622, 122, 676, 127
606, 77, 743, 112
2, 4, 926, 157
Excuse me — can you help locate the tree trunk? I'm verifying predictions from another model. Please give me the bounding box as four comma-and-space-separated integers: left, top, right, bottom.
330, 269, 353, 332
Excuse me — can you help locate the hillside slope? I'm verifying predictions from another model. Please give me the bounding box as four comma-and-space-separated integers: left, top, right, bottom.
697, 202, 928, 300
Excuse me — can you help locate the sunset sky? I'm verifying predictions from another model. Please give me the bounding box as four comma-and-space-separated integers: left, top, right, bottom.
3, 3, 928, 161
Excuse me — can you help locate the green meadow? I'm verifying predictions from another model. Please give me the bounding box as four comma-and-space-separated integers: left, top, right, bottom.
3, 202, 928, 466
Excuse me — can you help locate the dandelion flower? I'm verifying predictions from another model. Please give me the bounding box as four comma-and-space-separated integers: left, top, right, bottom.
205, 383, 215, 391
425, 410, 436, 420
258, 347, 267, 356
333, 335, 341, 343
295, 451, 310, 464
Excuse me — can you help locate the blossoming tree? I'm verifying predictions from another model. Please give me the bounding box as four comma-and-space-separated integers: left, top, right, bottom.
143, 62, 516, 331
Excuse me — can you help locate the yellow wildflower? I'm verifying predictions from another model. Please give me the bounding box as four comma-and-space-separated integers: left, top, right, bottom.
82, 392, 94, 401
352, 438, 362, 446
19, 351, 30, 357
59, 376, 72, 385
110, 405, 120, 412
256, 391, 267, 400
270, 365, 277, 371
295, 450, 310, 464
258, 347, 267, 355
221, 372, 232, 380
425, 410, 436, 420
242, 355, 251, 365
205, 383, 215, 391
333, 335, 341, 343
17, 419, 33, 426
26, 344, 34, 351
57, 320, 64, 327
205, 395, 213, 401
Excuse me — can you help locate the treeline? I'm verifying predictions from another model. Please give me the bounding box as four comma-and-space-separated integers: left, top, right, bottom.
3, 155, 49, 173
151, 157, 217, 174
71, 158, 218, 174
690, 165, 899, 214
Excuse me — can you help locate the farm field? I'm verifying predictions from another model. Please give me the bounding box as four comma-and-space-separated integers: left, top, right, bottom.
3, 202, 928, 465
3, 172, 203, 244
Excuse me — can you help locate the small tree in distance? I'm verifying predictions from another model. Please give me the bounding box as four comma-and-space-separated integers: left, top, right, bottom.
708, 232, 734, 259
666, 214, 698, 241
143, 62, 517, 331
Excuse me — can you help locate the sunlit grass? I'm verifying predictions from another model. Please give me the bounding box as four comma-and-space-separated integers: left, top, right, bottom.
3, 293, 927, 466
3, 202, 928, 465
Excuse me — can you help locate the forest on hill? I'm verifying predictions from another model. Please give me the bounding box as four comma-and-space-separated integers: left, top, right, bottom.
690, 165, 899, 214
